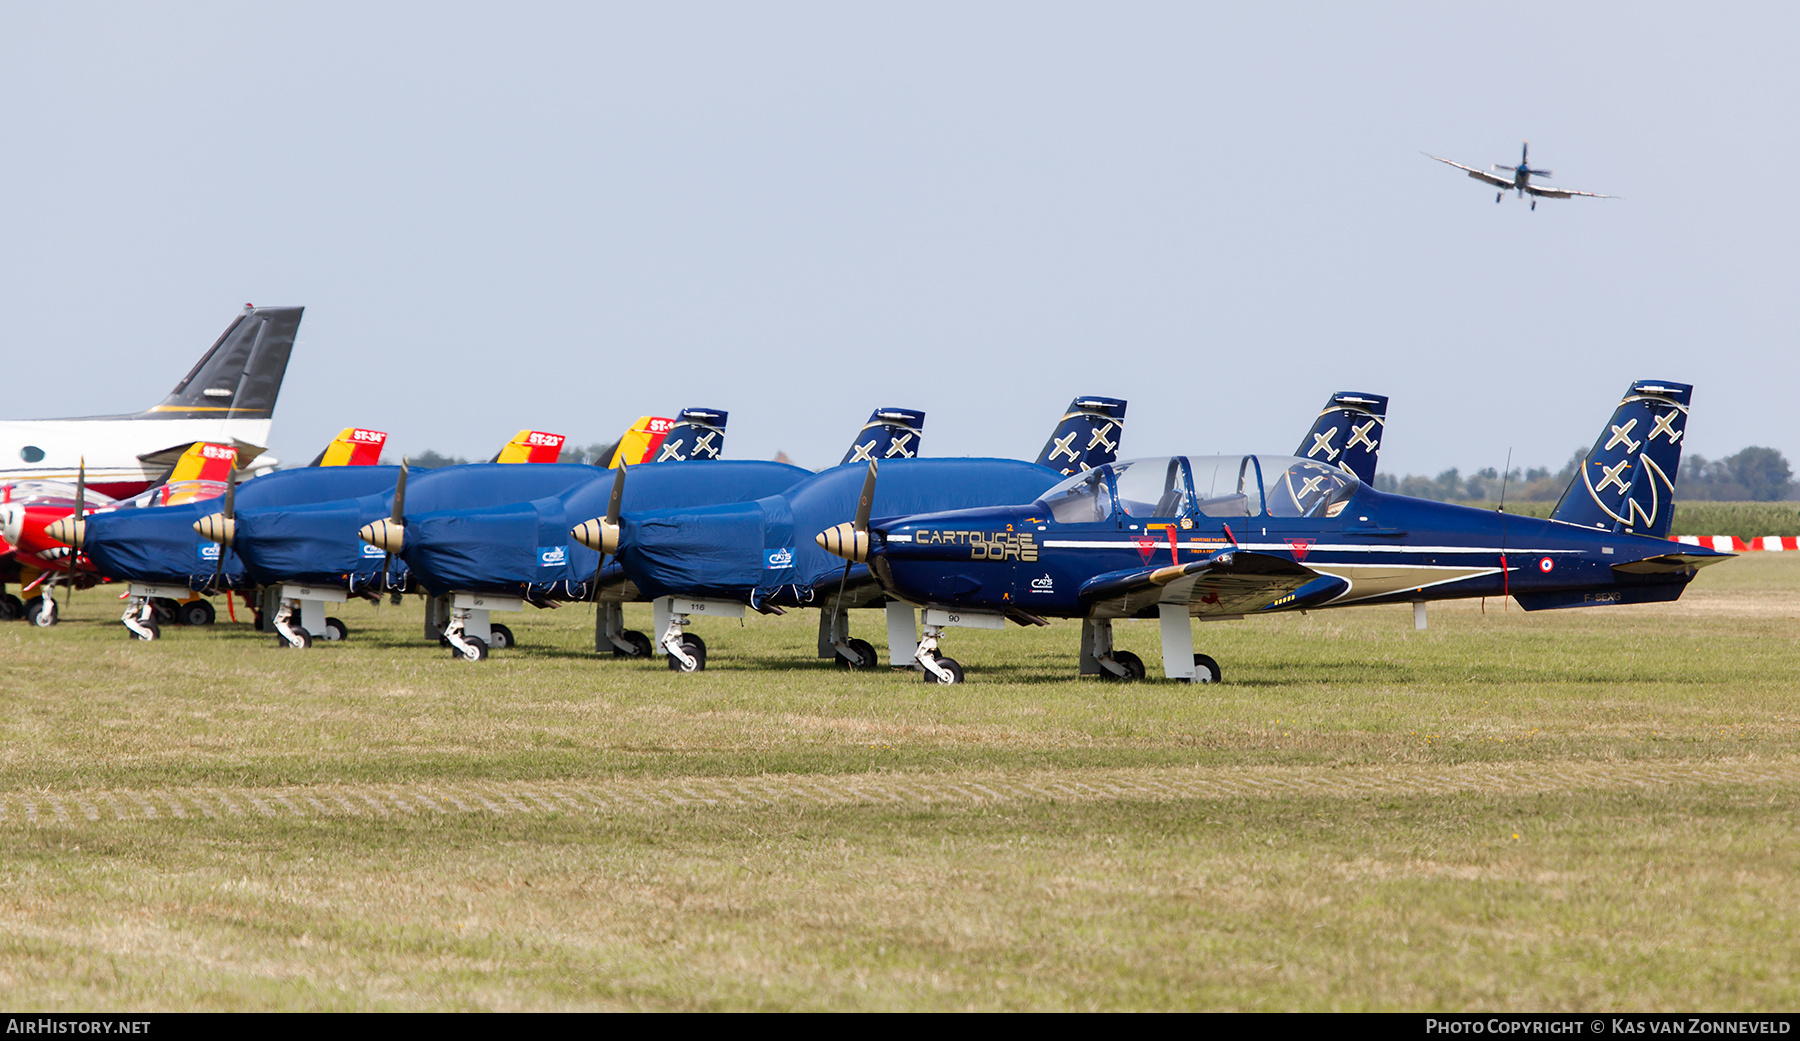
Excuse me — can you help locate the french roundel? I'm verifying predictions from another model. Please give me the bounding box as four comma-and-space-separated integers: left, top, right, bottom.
1538, 557, 1555, 573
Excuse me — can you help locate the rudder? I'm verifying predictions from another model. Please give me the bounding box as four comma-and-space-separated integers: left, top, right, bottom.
1295, 392, 1387, 483
1036, 397, 1127, 476
1550, 380, 1692, 538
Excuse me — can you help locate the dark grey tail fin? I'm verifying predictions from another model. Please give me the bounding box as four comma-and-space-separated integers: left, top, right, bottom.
839, 407, 925, 466
1295, 391, 1387, 483
1035, 396, 1127, 475
143, 305, 303, 420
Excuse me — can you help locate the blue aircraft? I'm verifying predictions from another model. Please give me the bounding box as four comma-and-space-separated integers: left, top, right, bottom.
361, 407, 928, 660
568, 397, 1136, 671
208, 407, 742, 649
596, 391, 1391, 672
817, 380, 1727, 683
1425, 142, 1613, 211
76, 463, 409, 637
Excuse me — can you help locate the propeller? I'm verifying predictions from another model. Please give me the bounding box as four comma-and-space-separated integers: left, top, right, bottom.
817, 460, 879, 627
62, 458, 86, 612
356, 458, 409, 596
587, 463, 627, 650
571, 461, 627, 557
211, 474, 234, 591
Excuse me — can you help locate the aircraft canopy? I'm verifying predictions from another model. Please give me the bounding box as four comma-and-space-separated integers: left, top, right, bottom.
1037, 455, 1360, 524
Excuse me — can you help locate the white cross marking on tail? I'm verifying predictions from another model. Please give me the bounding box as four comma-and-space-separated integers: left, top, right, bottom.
1308, 428, 1340, 460
849, 440, 875, 463
884, 433, 915, 458
1086, 422, 1117, 454
1650, 410, 1682, 444
691, 432, 719, 458
1605, 418, 1641, 454
1297, 474, 1326, 498
657, 441, 685, 462
1048, 432, 1079, 462
1347, 420, 1379, 453
1595, 458, 1633, 494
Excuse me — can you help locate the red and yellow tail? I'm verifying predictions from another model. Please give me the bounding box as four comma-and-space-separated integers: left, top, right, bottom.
494, 430, 567, 464
606, 416, 676, 468
167, 442, 239, 484
313, 428, 389, 467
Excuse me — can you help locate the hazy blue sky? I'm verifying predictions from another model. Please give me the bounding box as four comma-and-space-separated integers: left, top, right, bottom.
3, 3, 1793, 474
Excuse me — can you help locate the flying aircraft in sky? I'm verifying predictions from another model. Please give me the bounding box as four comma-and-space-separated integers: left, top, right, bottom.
603, 391, 1381, 672
0, 305, 302, 497
1424, 142, 1613, 210
366, 407, 932, 660
817, 380, 1725, 684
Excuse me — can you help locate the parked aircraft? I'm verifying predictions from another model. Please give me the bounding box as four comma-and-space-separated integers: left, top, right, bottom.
367, 407, 930, 660
0, 305, 302, 497
1425, 142, 1613, 210
598, 391, 1380, 672
817, 381, 1725, 683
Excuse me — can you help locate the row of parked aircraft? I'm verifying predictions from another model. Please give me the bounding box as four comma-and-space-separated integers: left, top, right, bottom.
3, 306, 1727, 683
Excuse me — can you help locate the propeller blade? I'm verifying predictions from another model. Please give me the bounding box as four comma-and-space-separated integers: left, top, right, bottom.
605, 462, 627, 525
591, 463, 629, 651
64, 458, 85, 608
210, 473, 235, 590
381, 457, 408, 594
853, 459, 878, 532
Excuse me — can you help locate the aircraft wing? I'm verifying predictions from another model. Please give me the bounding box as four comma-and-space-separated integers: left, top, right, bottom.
1523, 183, 1612, 200
1424, 153, 1514, 189
1077, 549, 1318, 619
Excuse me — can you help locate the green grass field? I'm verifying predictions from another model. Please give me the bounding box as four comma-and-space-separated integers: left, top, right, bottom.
2, 557, 1796, 1010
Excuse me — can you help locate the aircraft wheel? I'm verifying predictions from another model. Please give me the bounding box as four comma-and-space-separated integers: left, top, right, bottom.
836, 637, 877, 669
1192, 654, 1222, 684
278, 628, 313, 650
488, 623, 514, 650
179, 600, 216, 627
921, 655, 964, 684
449, 636, 487, 661
150, 598, 180, 625
666, 634, 706, 672
131, 619, 161, 642
252, 609, 265, 632
1110, 651, 1146, 682
323, 617, 349, 642
613, 630, 654, 658
0, 593, 23, 620
25, 597, 57, 627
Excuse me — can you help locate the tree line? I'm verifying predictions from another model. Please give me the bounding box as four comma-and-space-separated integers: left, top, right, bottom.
1371, 446, 1796, 503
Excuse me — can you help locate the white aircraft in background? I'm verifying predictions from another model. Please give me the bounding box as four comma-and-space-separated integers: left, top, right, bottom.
0, 305, 303, 498
1425, 142, 1614, 210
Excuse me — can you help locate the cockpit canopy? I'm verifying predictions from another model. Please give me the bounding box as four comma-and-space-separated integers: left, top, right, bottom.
1036, 455, 1360, 524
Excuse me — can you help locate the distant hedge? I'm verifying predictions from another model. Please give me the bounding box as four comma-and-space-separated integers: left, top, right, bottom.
1457, 501, 1800, 539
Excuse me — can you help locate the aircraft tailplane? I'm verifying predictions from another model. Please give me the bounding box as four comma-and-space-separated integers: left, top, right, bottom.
590, 416, 677, 468
1036, 397, 1127, 476
653, 408, 728, 462
1295, 392, 1388, 484
307, 428, 389, 467
1549, 380, 1693, 539
839, 408, 925, 466
492, 430, 568, 464
142, 305, 303, 420
164, 442, 239, 485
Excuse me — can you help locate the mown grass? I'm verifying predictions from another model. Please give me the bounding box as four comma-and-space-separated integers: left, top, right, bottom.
0, 555, 1796, 1010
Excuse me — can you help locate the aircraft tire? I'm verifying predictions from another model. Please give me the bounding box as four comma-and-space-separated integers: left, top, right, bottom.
1110, 651, 1146, 681
488, 623, 514, 650
131, 619, 160, 642
1192, 654, 1221, 684
613, 630, 654, 658
323, 617, 349, 642
450, 636, 488, 662
179, 600, 216, 627
666, 634, 706, 672
25, 597, 57, 627
836, 637, 877, 669
921, 655, 963, 684
279, 628, 312, 650
0, 593, 23, 620
150, 598, 180, 625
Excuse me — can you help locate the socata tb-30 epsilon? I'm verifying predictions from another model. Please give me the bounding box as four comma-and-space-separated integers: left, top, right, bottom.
817, 381, 1727, 684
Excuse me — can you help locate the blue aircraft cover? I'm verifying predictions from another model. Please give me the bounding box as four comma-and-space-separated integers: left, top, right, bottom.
616, 458, 1064, 605
81, 465, 412, 589
398, 459, 811, 595
229, 463, 608, 589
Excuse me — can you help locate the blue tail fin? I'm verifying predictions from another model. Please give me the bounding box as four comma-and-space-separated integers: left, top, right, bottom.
1036, 397, 1127, 475
839, 408, 925, 466
1550, 380, 1693, 538
653, 408, 728, 462
1295, 391, 1388, 483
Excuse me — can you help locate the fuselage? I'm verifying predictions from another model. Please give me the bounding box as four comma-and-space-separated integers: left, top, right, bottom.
0, 416, 275, 498
865, 456, 1725, 619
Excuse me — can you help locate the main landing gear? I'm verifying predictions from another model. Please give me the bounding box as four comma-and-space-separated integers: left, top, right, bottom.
595, 601, 653, 658
911, 607, 1227, 685
818, 603, 879, 669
